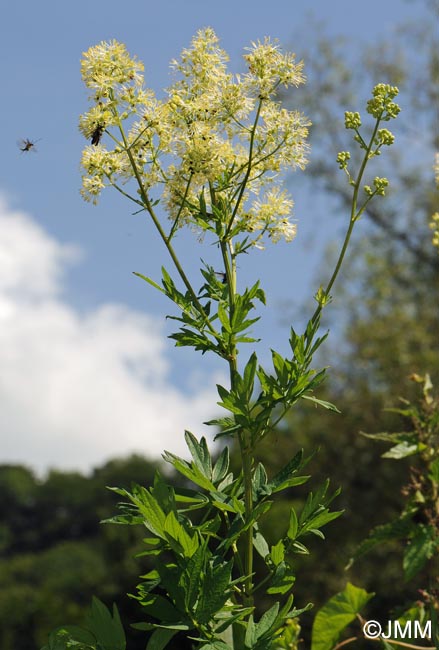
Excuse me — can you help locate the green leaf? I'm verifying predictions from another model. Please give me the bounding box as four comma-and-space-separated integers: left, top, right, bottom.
267, 561, 296, 595
212, 446, 229, 484
349, 513, 415, 563
382, 441, 424, 459
360, 430, 413, 442
301, 509, 344, 534
139, 594, 183, 623
85, 598, 126, 650
287, 508, 298, 541
403, 524, 438, 581
253, 528, 270, 559
163, 510, 198, 557
429, 458, 439, 482
49, 626, 97, 648
162, 451, 215, 491
252, 462, 270, 500
217, 302, 231, 333
244, 615, 257, 648
185, 431, 212, 477
146, 628, 178, 650
430, 606, 439, 650
254, 602, 280, 641
195, 559, 233, 624
291, 540, 309, 555
243, 352, 258, 397
135, 488, 167, 539
270, 540, 285, 566
301, 395, 340, 412
269, 450, 305, 492
311, 583, 374, 650
183, 543, 205, 610
133, 272, 165, 294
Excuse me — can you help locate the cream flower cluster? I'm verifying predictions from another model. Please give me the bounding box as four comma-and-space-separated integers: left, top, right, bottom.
79, 29, 310, 249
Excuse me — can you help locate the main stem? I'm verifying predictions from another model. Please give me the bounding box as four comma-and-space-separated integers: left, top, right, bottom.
220, 238, 254, 609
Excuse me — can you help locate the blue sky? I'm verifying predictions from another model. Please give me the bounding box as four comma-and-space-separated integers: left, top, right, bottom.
0, 0, 426, 473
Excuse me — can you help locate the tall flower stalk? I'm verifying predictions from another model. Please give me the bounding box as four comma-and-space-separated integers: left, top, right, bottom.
44, 30, 400, 650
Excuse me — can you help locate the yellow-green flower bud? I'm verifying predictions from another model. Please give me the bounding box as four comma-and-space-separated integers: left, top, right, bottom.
336, 151, 351, 169
344, 111, 361, 129
373, 176, 389, 196
367, 84, 400, 120
376, 128, 395, 146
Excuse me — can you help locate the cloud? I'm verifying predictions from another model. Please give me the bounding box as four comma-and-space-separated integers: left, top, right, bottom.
0, 197, 222, 475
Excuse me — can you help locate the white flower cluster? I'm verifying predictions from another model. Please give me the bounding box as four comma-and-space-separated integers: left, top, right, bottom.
79, 29, 310, 249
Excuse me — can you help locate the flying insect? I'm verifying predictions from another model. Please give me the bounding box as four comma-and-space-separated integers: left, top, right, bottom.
18, 138, 39, 153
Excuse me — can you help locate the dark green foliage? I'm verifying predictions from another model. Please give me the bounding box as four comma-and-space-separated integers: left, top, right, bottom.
0, 457, 159, 650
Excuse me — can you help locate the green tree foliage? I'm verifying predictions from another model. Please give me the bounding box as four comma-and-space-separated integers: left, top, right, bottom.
0, 457, 160, 650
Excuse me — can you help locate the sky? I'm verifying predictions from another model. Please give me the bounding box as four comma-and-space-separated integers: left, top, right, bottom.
0, 0, 427, 475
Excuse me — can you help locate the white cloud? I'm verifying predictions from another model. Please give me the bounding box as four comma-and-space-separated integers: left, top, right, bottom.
0, 197, 222, 475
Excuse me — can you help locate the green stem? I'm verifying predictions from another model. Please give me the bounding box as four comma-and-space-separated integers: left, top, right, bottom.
219, 235, 254, 609
225, 97, 264, 239
115, 114, 219, 340
310, 115, 383, 327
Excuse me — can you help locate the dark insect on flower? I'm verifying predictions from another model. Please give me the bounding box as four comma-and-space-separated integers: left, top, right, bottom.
18, 138, 39, 153
215, 271, 227, 284
91, 125, 104, 146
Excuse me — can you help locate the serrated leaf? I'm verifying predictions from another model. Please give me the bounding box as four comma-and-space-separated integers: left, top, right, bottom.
350, 514, 414, 563
185, 431, 212, 477
301, 509, 344, 533
183, 543, 205, 610
243, 352, 258, 396
162, 451, 215, 491
140, 594, 183, 623
253, 462, 270, 499
195, 559, 233, 624
245, 614, 257, 648
360, 430, 413, 442
85, 598, 126, 650
271, 475, 311, 493
134, 488, 167, 539
53, 625, 97, 646
267, 561, 295, 594
217, 302, 231, 332
212, 446, 229, 483
163, 510, 198, 558
254, 602, 280, 641
269, 451, 304, 492
403, 524, 438, 581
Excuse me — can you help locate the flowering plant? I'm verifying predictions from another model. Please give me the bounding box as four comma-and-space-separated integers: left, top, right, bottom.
43, 29, 399, 650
